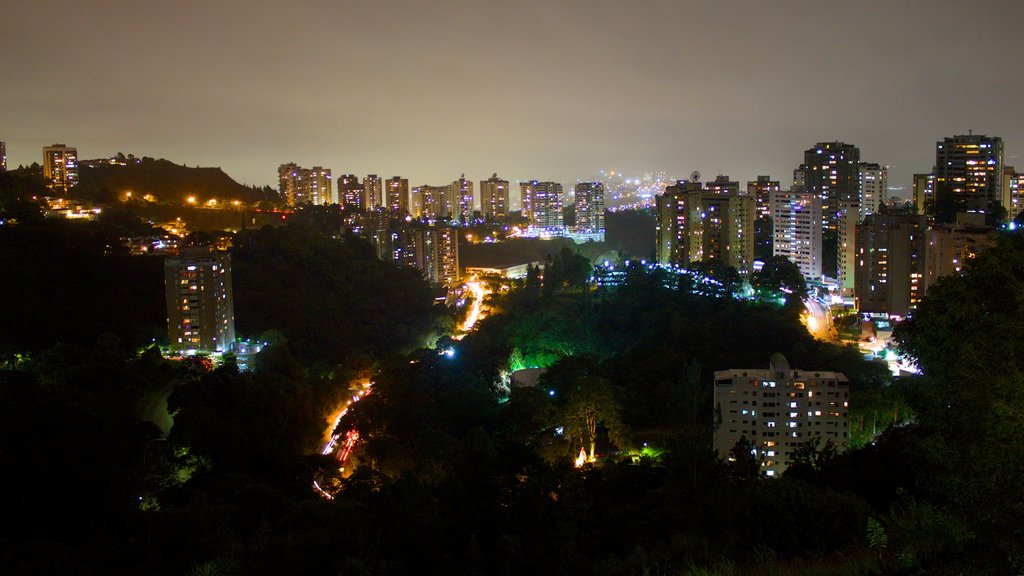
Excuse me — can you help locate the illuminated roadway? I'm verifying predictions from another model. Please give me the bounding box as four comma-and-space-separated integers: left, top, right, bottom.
803, 298, 838, 342
314, 277, 491, 498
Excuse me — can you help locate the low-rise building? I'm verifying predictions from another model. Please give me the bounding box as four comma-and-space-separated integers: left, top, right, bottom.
714, 354, 849, 478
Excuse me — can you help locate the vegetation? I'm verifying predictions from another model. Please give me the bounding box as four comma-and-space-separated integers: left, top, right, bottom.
2, 197, 1021, 574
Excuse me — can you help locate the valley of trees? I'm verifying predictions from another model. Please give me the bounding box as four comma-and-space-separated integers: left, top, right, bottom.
1, 188, 1021, 574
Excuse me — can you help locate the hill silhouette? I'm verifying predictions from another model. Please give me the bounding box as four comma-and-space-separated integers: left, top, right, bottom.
77, 156, 273, 204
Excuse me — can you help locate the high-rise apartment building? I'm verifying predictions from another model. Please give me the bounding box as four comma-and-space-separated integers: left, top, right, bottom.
521, 181, 564, 233
165, 247, 236, 353
854, 209, 928, 317
370, 223, 460, 286
479, 173, 510, 220
748, 175, 780, 220
386, 176, 409, 213
278, 163, 304, 206
412, 185, 448, 219
448, 175, 474, 221
364, 174, 383, 210
1001, 166, 1023, 222
801, 142, 860, 231
857, 163, 887, 220
913, 173, 935, 218
924, 219, 997, 294
573, 181, 605, 234
309, 166, 332, 205
43, 144, 79, 193
837, 200, 860, 295
932, 134, 1004, 222
655, 180, 756, 275
714, 354, 849, 478
770, 188, 822, 281
338, 174, 363, 211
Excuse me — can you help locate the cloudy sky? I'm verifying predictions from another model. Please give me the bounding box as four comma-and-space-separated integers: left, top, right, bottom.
3, 0, 1022, 197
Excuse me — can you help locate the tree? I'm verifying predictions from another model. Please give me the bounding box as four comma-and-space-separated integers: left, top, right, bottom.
750, 255, 808, 308
541, 355, 628, 460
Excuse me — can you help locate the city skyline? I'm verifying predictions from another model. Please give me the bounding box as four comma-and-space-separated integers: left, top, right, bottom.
2, 1, 1022, 194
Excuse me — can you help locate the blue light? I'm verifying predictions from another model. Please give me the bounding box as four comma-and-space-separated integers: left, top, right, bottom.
548, 390, 555, 397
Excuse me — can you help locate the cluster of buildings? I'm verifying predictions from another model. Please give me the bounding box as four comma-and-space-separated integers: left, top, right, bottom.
275, 165, 608, 287
275, 163, 606, 234
655, 134, 1018, 319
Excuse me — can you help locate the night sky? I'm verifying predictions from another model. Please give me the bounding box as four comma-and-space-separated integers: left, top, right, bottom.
3, 0, 1023, 197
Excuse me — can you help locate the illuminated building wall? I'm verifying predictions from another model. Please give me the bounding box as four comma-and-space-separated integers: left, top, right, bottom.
165, 247, 235, 353
714, 354, 849, 478
573, 181, 605, 233
854, 209, 927, 316
480, 173, 509, 220
747, 175, 780, 220
386, 176, 409, 213
770, 187, 822, 281
933, 134, 1004, 222
364, 174, 382, 210
43, 144, 79, 193
857, 162, 887, 220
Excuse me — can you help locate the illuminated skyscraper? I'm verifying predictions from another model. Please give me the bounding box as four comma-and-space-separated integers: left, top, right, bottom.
747, 175, 780, 220
857, 163, 887, 220
309, 166, 332, 205
448, 175, 474, 221
386, 176, 409, 213
770, 188, 822, 281
521, 181, 563, 233
43, 144, 78, 193
573, 181, 605, 234
480, 173, 509, 220
364, 174, 383, 210
165, 247, 235, 353
933, 134, 1003, 222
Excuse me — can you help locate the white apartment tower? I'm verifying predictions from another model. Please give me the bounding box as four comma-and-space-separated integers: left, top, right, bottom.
714, 354, 850, 478
770, 188, 822, 281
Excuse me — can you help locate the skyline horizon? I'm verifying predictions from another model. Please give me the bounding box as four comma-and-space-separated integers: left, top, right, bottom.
11, 132, 1018, 202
